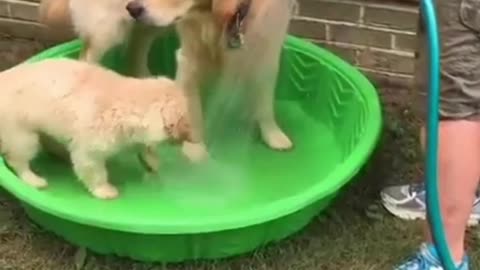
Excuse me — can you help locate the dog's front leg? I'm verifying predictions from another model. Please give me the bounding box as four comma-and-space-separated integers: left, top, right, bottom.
79, 38, 110, 63
181, 90, 209, 163
254, 82, 293, 151
79, 22, 133, 63
175, 49, 209, 162
70, 148, 118, 199
126, 26, 164, 170
250, 55, 293, 151
126, 24, 162, 78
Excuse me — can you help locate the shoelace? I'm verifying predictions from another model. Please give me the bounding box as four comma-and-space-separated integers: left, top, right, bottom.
410, 182, 480, 205
408, 183, 425, 197
398, 255, 427, 270
226, 0, 251, 49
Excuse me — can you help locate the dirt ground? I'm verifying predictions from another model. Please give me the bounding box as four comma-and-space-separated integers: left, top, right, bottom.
0, 35, 478, 270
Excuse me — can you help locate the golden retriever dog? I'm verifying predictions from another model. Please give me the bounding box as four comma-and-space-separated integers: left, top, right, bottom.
39, 0, 194, 69
0, 58, 193, 199
70, 0, 194, 65
123, 0, 299, 158
38, 0, 298, 160
171, 0, 299, 159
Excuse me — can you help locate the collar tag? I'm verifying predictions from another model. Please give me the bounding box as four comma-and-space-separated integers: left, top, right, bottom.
226, 1, 251, 49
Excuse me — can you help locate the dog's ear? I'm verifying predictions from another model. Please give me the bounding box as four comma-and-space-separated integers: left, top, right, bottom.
162, 104, 193, 143
176, 115, 194, 142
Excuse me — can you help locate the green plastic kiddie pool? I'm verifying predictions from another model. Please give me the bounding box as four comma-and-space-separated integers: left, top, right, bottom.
0, 31, 382, 262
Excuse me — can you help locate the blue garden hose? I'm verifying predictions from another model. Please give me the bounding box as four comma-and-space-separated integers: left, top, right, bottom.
421, 0, 457, 269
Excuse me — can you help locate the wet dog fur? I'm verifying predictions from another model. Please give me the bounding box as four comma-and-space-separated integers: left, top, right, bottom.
0, 58, 193, 199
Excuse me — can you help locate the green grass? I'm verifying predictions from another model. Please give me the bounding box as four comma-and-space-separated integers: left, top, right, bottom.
0, 36, 479, 270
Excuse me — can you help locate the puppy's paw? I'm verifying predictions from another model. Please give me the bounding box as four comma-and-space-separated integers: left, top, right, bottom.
91, 183, 119, 200
182, 142, 209, 163
262, 128, 293, 151
22, 173, 48, 189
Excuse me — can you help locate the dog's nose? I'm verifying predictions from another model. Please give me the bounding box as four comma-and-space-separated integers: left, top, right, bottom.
126, 2, 145, 19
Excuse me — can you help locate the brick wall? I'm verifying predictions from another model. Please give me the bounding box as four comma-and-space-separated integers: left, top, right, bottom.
290, 0, 419, 86
0, 0, 419, 86
0, 0, 43, 39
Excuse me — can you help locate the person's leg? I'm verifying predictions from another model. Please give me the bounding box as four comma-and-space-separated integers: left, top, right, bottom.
394, 122, 480, 269
430, 121, 480, 262
381, 132, 480, 226
381, 0, 480, 227
393, 0, 480, 268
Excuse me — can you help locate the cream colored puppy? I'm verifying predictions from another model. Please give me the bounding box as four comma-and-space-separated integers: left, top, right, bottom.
0, 58, 193, 200
36, 0, 197, 165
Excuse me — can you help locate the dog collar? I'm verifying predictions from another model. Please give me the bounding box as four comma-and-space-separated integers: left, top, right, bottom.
226, 0, 252, 49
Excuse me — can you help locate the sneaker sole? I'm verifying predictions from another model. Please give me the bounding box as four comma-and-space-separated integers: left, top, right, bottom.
382, 202, 480, 227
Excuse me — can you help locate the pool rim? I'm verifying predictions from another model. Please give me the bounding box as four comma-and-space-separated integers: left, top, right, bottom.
0, 35, 382, 234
